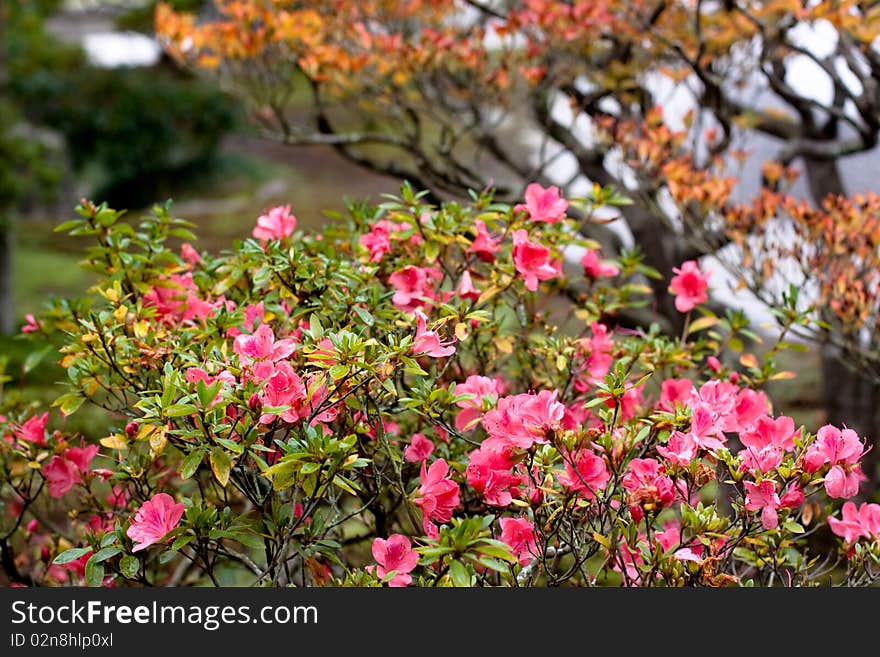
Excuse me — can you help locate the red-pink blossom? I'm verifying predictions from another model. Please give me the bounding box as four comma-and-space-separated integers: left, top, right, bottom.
669, 260, 710, 313
359, 220, 394, 262
659, 378, 694, 411
511, 229, 559, 292
180, 242, 201, 266
482, 390, 565, 449
657, 431, 699, 466
456, 271, 481, 301
14, 412, 48, 446
743, 479, 781, 530
413, 459, 460, 538
126, 493, 185, 552
469, 220, 501, 262
557, 449, 610, 498
622, 458, 675, 518
252, 204, 297, 241
580, 249, 620, 279
804, 424, 867, 499
389, 265, 442, 313
499, 517, 538, 565
371, 534, 419, 587
143, 273, 217, 325
21, 313, 40, 334
829, 502, 880, 543
64, 443, 99, 474
404, 433, 435, 463
43, 456, 79, 498
453, 375, 501, 432
412, 310, 456, 358
739, 415, 798, 474
466, 439, 520, 507
258, 361, 308, 424
515, 183, 568, 224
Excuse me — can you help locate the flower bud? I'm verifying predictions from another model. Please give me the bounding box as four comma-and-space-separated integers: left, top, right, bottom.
125, 421, 139, 437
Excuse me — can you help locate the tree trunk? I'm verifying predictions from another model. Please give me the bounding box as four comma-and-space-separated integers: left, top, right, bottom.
820, 343, 880, 495
804, 156, 879, 493
0, 217, 12, 335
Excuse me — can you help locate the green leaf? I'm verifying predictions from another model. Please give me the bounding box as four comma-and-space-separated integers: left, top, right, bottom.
23, 345, 54, 374
209, 447, 233, 486
449, 560, 470, 587
90, 547, 122, 563
352, 306, 374, 326
119, 555, 139, 579
54, 393, 85, 417
165, 403, 199, 418
171, 535, 195, 551
178, 448, 206, 479
159, 550, 178, 564
85, 558, 105, 587
53, 547, 92, 565
783, 520, 805, 534
687, 316, 719, 335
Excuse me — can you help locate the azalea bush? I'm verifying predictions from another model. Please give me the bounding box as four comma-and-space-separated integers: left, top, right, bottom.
1, 183, 879, 587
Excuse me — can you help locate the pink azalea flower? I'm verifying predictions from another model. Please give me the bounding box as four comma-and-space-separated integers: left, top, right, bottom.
622, 458, 676, 518
829, 502, 871, 544
359, 220, 394, 262
686, 403, 726, 452
557, 449, 610, 498
21, 313, 40, 334
234, 323, 296, 379
743, 479, 781, 530
584, 321, 614, 382
730, 388, 770, 432
456, 271, 481, 301
515, 183, 568, 224
466, 439, 520, 507
481, 390, 565, 450
657, 431, 699, 467
64, 443, 99, 474
804, 425, 867, 499
14, 412, 48, 446
258, 361, 308, 424
413, 459, 460, 538
180, 243, 202, 266
43, 456, 79, 498
658, 378, 694, 411
779, 483, 804, 509
581, 249, 620, 279
499, 517, 538, 565
412, 310, 456, 358
143, 273, 217, 325
469, 220, 501, 262
669, 260, 710, 313
126, 493, 185, 552
388, 265, 442, 313
404, 433, 435, 463
371, 534, 419, 587
453, 375, 501, 432
739, 415, 798, 474
511, 229, 559, 292
252, 204, 297, 241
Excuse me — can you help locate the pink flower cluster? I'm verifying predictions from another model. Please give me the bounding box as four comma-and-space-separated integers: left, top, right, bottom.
413, 459, 460, 537
359, 219, 421, 262
252, 205, 297, 242
829, 502, 880, 544
126, 493, 185, 552
467, 390, 567, 507
43, 442, 99, 498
